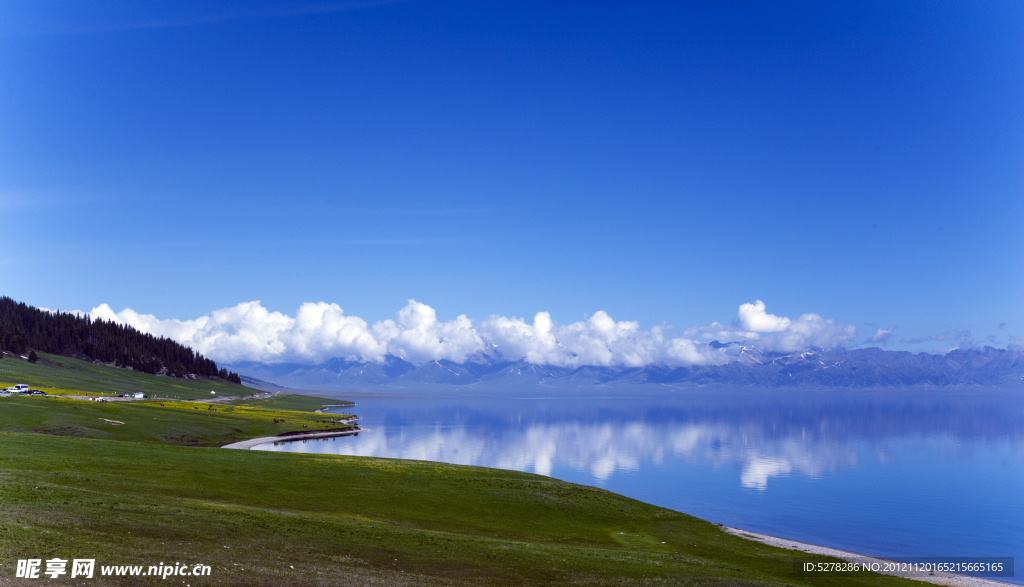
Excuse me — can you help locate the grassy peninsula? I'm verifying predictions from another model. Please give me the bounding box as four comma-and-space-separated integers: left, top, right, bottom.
0, 355, 921, 586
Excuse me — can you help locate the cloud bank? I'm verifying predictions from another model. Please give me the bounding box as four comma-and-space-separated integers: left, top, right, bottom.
680, 300, 857, 354
87, 299, 858, 367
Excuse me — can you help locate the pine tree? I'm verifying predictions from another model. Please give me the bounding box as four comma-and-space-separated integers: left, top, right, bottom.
28, 350, 38, 363
1, 297, 241, 383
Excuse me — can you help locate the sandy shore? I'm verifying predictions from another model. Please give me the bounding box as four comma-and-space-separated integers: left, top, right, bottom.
724, 527, 1015, 587
222, 428, 362, 449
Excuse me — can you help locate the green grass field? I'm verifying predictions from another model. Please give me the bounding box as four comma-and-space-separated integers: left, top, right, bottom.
1, 432, 922, 587
0, 395, 355, 446
0, 354, 924, 586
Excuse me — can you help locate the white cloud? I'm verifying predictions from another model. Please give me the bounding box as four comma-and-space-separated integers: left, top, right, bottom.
772, 312, 858, 352
684, 301, 857, 353
85, 298, 857, 367
477, 312, 562, 365
286, 302, 387, 363
481, 311, 641, 367
737, 300, 791, 333
868, 324, 898, 345
478, 311, 730, 368
376, 300, 483, 363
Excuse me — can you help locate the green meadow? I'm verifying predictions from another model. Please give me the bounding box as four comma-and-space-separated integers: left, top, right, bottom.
0, 395, 354, 447
0, 356, 923, 586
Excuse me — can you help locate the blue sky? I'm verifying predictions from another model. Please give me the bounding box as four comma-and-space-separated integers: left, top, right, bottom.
1, 0, 1022, 360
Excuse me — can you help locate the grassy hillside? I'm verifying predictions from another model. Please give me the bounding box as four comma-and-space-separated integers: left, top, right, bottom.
0, 351, 248, 400
0, 431, 920, 587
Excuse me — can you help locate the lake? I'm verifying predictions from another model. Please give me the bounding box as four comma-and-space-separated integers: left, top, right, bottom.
255, 389, 1024, 583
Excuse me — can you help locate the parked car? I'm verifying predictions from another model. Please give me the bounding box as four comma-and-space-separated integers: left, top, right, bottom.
28, 390, 47, 396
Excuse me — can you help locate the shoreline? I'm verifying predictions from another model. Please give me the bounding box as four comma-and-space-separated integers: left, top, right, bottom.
724, 527, 1016, 587
222, 428, 362, 449
315, 403, 356, 412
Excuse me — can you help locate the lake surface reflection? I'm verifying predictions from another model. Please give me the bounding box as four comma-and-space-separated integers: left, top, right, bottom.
256, 390, 1024, 582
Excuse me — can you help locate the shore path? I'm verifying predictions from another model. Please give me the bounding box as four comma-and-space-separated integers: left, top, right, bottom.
222, 428, 362, 450
725, 528, 1014, 587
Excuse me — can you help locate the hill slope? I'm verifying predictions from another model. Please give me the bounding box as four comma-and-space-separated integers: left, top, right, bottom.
1, 296, 240, 382
0, 350, 247, 400
2, 430, 919, 586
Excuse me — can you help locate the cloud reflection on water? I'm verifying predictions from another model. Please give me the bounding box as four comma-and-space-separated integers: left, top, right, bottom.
266, 420, 859, 490
259, 393, 1022, 490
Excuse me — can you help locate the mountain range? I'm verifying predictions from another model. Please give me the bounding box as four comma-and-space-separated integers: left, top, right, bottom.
224, 345, 1024, 391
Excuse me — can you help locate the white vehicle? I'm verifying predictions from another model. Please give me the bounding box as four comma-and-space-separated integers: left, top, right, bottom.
12, 384, 29, 393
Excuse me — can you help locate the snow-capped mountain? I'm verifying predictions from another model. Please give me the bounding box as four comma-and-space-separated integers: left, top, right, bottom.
223, 344, 1024, 391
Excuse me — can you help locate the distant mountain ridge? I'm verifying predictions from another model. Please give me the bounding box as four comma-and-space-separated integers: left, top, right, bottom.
223, 345, 1024, 391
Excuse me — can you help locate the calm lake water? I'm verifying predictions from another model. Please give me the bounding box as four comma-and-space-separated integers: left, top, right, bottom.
255, 389, 1024, 582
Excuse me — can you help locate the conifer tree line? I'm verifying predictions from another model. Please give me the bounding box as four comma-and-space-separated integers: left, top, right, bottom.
0, 296, 241, 383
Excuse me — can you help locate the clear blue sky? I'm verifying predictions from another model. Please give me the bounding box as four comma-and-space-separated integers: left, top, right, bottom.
1, 0, 1022, 353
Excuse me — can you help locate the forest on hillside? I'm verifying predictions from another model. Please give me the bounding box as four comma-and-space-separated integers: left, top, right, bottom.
0, 296, 240, 383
